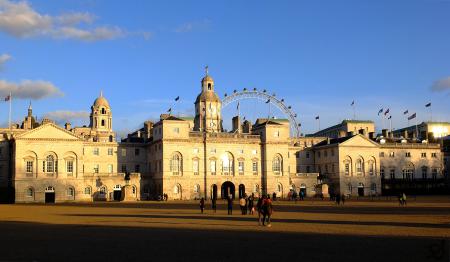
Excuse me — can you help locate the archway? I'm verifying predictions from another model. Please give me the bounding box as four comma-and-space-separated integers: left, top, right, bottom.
238, 184, 245, 198
113, 184, 122, 201
358, 183, 364, 196
211, 184, 218, 200
45, 186, 55, 203
221, 181, 235, 199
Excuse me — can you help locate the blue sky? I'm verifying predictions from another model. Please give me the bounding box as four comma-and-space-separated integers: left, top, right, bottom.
1, 0, 450, 137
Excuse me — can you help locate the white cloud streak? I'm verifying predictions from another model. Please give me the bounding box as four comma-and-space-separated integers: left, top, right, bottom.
0, 53, 11, 69
0, 0, 147, 41
431, 76, 450, 92
44, 110, 89, 123
0, 79, 64, 99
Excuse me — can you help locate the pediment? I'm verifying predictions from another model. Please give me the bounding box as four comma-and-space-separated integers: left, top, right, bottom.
340, 134, 379, 147
16, 123, 82, 140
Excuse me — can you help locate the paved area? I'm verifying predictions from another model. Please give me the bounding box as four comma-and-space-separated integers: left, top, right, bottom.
0, 198, 449, 261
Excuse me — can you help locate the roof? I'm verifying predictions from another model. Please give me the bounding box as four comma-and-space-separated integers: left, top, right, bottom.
313, 135, 355, 147
195, 91, 221, 104
312, 119, 374, 135
93, 96, 110, 108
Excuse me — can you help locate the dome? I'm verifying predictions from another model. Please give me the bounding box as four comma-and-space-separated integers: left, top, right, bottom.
93, 92, 110, 108
201, 75, 214, 83
195, 91, 221, 104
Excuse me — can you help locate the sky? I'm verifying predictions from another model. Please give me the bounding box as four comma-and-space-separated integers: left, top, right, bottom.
0, 0, 450, 138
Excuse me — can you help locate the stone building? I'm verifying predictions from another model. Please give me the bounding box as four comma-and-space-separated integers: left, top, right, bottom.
0, 71, 447, 202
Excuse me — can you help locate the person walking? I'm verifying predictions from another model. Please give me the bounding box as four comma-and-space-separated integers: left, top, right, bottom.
402, 192, 407, 206
248, 195, 254, 215
272, 192, 277, 201
341, 194, 345, 205
239, 197, 246, 215
200, 198, 205, 214
336, 194, 341, 205
262, 195, 273, 227
257, 196, 264, 225
211, 197, 217, 213
227, 195, 233, 215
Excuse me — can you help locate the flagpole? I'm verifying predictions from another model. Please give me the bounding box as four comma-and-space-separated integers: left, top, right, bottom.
352, 103, 356, 120
8, 92, 12, 134
430, 105, 432, 122
389, 117, 392, 134
415, 117, 418, 140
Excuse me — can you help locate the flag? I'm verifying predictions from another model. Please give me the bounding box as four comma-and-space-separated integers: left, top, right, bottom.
175, 96, 180, 101
408, 113, 416, 120
265, 99, 270, 103
403, 110, 408, 115
388, 116, 392, 119
425, 102, 431, 107
4, 95, 10, 101
377, 108, 383, 115
167, 108, 172, 113
351, 100, 354, 106
384, 108, 390, 115
315, 116, 320, 120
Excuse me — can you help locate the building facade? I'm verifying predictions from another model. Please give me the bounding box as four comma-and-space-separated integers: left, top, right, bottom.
0, 72, 447, 203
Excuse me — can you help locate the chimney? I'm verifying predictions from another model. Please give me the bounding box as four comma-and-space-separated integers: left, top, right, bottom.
347, 131, 353, 137
382, 129, 388, 137
242, 120, 252, 133
327, 137, 331, 144
137, 130, 141, 138
369, 132, 375, 140
144, 121, 153, 138
403, 130, 408, 139
232, 116, 241, 133
359, 128, 364, 135
64, 122, 71, 130
389, 131, 393, 138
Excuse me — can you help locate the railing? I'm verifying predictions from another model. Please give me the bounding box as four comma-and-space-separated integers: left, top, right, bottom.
189, 132, 260, 140
380, 143, 440, 149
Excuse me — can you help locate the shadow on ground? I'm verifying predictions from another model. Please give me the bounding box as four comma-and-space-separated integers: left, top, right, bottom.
0, 221, 448, 262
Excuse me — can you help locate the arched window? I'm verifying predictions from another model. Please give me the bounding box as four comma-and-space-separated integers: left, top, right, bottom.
208, 83, 212, 90
101, 108, 106, 114
173, 184, 181, 194
67, 187, 75, 197
356, 158, 363, 175
343, 157, 352, 176
221, 152, 234, 175
101, 119, 105, 126
84, 187, 91, 195
44, 155, 56, 173
193, 184, 200, 193
170, 153, 182, 175
26, 187, 34, 197
277, 183, 283, 193
402, 162, 415, 180
272, 155, 282, 174
368, 160, 375, 176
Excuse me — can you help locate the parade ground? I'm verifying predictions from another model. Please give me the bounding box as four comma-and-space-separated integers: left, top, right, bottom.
0, 198, 449, 261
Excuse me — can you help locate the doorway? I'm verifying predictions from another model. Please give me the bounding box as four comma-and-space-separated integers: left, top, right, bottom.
113, 185, 122, 201
211, 184, 218, 200
221, 181, 235, 199
358, 183, 364, 197
45, 186, 55, 203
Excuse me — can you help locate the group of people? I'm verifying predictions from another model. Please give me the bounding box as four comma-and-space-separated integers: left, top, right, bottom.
287, 190, 305, 202
198, 194, 274, 227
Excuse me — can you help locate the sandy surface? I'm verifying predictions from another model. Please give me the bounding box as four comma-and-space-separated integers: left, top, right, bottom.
0, 199, 449, 261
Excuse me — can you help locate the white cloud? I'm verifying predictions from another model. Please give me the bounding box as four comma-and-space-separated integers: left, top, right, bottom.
0, 0, 145, 41
431, 76, 450, 92
44, 110, 89, 123
0, 53, 11, 69
175, 19, 211, 33
0, 79, 64, 99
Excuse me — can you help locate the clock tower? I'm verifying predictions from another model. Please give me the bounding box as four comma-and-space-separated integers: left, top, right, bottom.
194, 67, 222, 132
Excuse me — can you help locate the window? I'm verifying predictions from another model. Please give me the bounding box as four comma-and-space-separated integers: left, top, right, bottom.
68, 187, 74, 197
252, 161, 258, 174
84, 187, 91, 195
252, 149, 257, 155
331, 149, 334, 157
238, 149, 244, 154
135, 164, 140, 173
121, 165, 127, 173
371, 183, 377, 192
121, 149, 127, 157
431, 153, 437, 158
135, 148, 140, 156
306, 166, 311, 173
101, 119, 105, 126
193, 159, 199, 175
44, 155, 56, 173
194, 184, 200, 193
210, 160, 216, 175
108, 148, 113, 155
222, 153, 233, 175
422, 166, 427, 179
317, 151, 321, 158
66, 160, 73, 174
272, 155, 282, 174
26, 161, 33, 174
210, 148, 216, 154
108, 164, 113, 174
93, 148, 99, 155
173, 127, 180, 134
368, 161, 374, 176
389, 152, 395, 157
324, 150, 328, 157
100, 186, 106, 195
402, 169, 414, 180
173, 184, 181, 194
274, 131, 280, 137
94, 164, 99, 173
405, 152, 411, 157
380, 168, 385, 179
432, 168, 438, 179
390, 169, 395, 179
421, 153, 426, 158
306, 152, 310, 159
26, 188, 33, 197
356, 159, 363, 175
132, 186, 137, 195
101, 108, 106, 114
379, 152, 385, 157
345, 163, 350, 176
170, 153, 182, 175
193, 148, 199, 154
238, 161, 244, 175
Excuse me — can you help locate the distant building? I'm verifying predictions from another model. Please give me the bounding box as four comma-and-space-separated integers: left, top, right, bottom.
310, 120, 375, 139
391, 122, 450, 141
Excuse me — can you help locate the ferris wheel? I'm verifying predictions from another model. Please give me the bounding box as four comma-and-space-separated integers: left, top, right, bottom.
222, 88, 301, 137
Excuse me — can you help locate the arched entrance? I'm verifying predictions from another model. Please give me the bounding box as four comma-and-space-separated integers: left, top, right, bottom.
238, 184, 245, 198
300, 184, 307, 197
358, 183, 364, 196
221, 181, 235, 199
45, 186, 55, 203
211, 184, 218, 200
113, 185, 122, 201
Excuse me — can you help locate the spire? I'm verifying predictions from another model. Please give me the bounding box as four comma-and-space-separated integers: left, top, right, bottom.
205, 65, 209, 76
100, 90, 103, 97
27, 101, 32, 117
